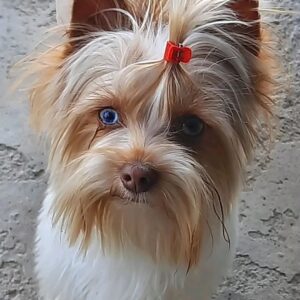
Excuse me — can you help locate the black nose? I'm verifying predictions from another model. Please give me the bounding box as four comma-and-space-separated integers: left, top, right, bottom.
121, 164, 158, 193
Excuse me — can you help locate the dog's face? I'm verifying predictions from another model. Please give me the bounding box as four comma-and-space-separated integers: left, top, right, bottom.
27, 0, 274, 266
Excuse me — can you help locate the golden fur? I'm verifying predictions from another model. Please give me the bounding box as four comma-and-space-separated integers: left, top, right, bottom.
22, 0, 275, 267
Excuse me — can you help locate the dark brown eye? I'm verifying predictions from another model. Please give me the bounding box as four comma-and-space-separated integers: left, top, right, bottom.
181, 115, 204, 136
170, 115, 205, 145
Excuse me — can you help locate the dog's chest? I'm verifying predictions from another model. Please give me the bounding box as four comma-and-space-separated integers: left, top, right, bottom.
35, 191, 237, 300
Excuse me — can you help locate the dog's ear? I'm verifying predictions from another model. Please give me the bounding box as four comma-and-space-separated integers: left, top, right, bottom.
229, 0, 261, 54
56, 0, 73, 26
56, 0, 128, 38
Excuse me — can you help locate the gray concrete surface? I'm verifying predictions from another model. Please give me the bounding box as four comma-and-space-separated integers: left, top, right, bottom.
0, 1, 299, 299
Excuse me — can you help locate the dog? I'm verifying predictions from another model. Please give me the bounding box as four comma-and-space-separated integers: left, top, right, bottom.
23, 0, 275, 299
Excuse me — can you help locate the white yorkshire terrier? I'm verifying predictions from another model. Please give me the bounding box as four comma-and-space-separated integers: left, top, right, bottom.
24, 0, 275, 299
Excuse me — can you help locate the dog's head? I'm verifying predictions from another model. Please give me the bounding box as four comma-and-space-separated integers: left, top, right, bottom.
28, 0, 274, 266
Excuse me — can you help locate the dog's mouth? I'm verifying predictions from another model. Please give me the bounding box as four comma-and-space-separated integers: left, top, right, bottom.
110, 189, 149, 205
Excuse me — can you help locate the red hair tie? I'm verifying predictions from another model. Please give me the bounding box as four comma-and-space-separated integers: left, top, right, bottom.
164, 41, 192, 64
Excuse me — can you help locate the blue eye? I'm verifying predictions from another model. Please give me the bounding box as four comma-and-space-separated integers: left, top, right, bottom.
99, 108, 119, 125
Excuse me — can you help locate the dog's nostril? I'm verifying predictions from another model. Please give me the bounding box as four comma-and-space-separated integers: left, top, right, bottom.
139, 177, 148, 185
121, 164, 158, 193
122, 174, 132, 182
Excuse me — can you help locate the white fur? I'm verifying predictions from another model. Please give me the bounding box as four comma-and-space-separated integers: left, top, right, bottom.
35, 189, 238, 300
31, 1, 264, 299
56, 0, 73, 25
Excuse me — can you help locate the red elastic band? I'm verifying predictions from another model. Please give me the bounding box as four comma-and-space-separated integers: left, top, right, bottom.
164, 41, 192, 64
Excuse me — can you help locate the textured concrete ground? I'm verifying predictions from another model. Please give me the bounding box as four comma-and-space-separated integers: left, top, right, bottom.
0, 1, 299, 299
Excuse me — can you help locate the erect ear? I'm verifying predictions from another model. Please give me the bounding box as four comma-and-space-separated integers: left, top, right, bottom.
56, 0, 128, 38
229, 0, 261, 54
56, 0, 73, 25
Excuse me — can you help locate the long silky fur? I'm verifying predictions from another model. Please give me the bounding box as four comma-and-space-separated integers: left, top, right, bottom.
20, 0, 275, 267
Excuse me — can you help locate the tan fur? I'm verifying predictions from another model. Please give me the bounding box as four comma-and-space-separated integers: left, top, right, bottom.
22, 0, 275, 267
